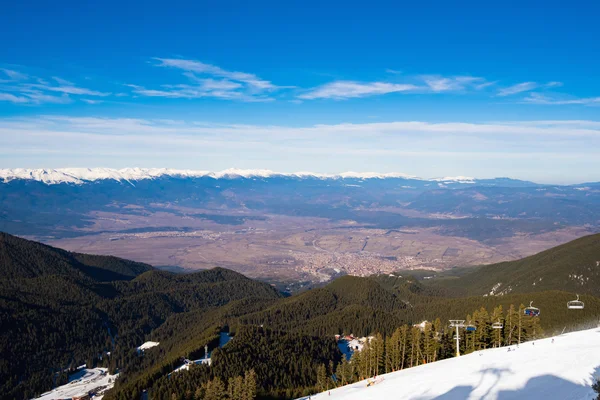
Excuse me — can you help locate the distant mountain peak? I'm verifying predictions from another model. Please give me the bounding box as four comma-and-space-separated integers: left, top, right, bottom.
0, 167, 424, 185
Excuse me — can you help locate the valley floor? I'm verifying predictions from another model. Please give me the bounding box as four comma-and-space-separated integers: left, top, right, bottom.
308, 327, 600, 400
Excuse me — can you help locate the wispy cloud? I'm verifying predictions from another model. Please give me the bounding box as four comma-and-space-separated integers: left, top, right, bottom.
299, 75, 490, 100
422, 75, 486, 92
26, 82, 111, 96
497, 81, 563, 97
128, 58, 289, 102
154, 58, 282, 91
0, 68, 109, 104
522, 92, 600, 105
81, 99, 103, 104
298, 81, 419, 100
0, 93, 30, 103
545, 81, 563, 88
497, 82, 538, 96
1, 68, 28, 81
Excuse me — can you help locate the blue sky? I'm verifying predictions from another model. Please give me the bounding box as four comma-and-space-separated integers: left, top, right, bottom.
1, 1, 600, 183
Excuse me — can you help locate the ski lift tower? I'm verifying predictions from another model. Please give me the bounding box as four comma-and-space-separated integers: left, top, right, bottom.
449, 320, 465, 357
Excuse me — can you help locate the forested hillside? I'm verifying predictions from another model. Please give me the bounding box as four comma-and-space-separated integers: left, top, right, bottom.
2, 232, 600, 400
0, 233, 282, 399
424, 233, 600, 297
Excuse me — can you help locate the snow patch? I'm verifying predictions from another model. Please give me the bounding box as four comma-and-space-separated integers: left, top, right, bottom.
137, 341, 159, 351
33, 368, 118, 400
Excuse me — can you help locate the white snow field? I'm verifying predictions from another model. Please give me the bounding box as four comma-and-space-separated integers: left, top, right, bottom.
34, 368, 118, 400
137, 341, 160, 351
308, 327, 600, 400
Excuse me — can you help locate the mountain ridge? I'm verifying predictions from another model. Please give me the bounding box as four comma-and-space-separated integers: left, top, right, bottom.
0, 167, 547, 185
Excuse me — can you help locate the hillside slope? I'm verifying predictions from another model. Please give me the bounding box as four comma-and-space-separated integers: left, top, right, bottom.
428, 233, 600, 297
0, 232, 282, 399
308, 327, 600, 400
0, 231, 153, 281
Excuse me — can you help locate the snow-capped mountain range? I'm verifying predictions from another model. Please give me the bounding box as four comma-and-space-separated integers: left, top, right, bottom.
0, 168, 477, 185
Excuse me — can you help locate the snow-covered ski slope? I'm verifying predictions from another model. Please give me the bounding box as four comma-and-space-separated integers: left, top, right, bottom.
34, 368, 117, 400
309, 328, 600, 400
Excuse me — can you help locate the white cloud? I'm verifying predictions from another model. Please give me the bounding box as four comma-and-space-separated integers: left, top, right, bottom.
423, 75, 485, 92
27, 82, 111, 96
299, 75, 491, 100
2, 116, 599, 183
81, 99, 103, 104
0, 67, 110, 104
522, 92, 600, 105
52, 77, 74, 85
497, 82, 538, 96
298, 81, 420, 100
128, 57, 288, 102
5, 115, 600, 138
0, 93, 30, 103
154, 58, 281, 91
22, 91, 72, 104
1, 69, 28, 80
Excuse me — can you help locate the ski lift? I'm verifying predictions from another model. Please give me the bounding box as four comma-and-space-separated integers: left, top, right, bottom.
524, 301, 540, 317
567, 294, 584, 310
466, 324, 477, 332
492, 321, 503, 329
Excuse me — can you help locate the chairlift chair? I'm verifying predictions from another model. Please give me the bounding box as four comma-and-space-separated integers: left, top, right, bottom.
567, 294, 584, 310
492, 321, 503, 329
524, 301, 540, 317
466, 324, 477, 332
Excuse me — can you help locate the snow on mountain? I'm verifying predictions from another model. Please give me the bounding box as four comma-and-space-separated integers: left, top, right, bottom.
306, 327, 600, 400
0, 168, 423, 184
33, 367, 118, 400
136, 341, 160, 351
430, 175, 476, 184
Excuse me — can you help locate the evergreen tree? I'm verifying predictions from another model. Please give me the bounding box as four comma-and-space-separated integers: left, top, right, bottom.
228, 375, 244, 400
204, 377, 225, 400
373, 333, 385, 375
243, 369, 257, 400
474, 307, 490, 350
504, 304, 519, 346
316, 364, 327, 392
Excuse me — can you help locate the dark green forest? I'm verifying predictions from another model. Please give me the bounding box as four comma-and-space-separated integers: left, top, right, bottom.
2, 232, 600, 400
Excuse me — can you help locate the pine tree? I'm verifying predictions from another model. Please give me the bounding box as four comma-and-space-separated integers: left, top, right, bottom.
504, 304, 519, 346
518, 304, 525, 345
204, 377, 225, 400
400, 325, 408, 370
229, 375, 244, 400
373, 333, 385, 375
329, 360, 336, 387
316, 364, 327, 392
243, 369, 257, 400
474, 307, 490, 350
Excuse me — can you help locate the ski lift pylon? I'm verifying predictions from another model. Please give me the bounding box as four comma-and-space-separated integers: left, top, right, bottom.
524, 301, 540, 317
567, 294, 584, 310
